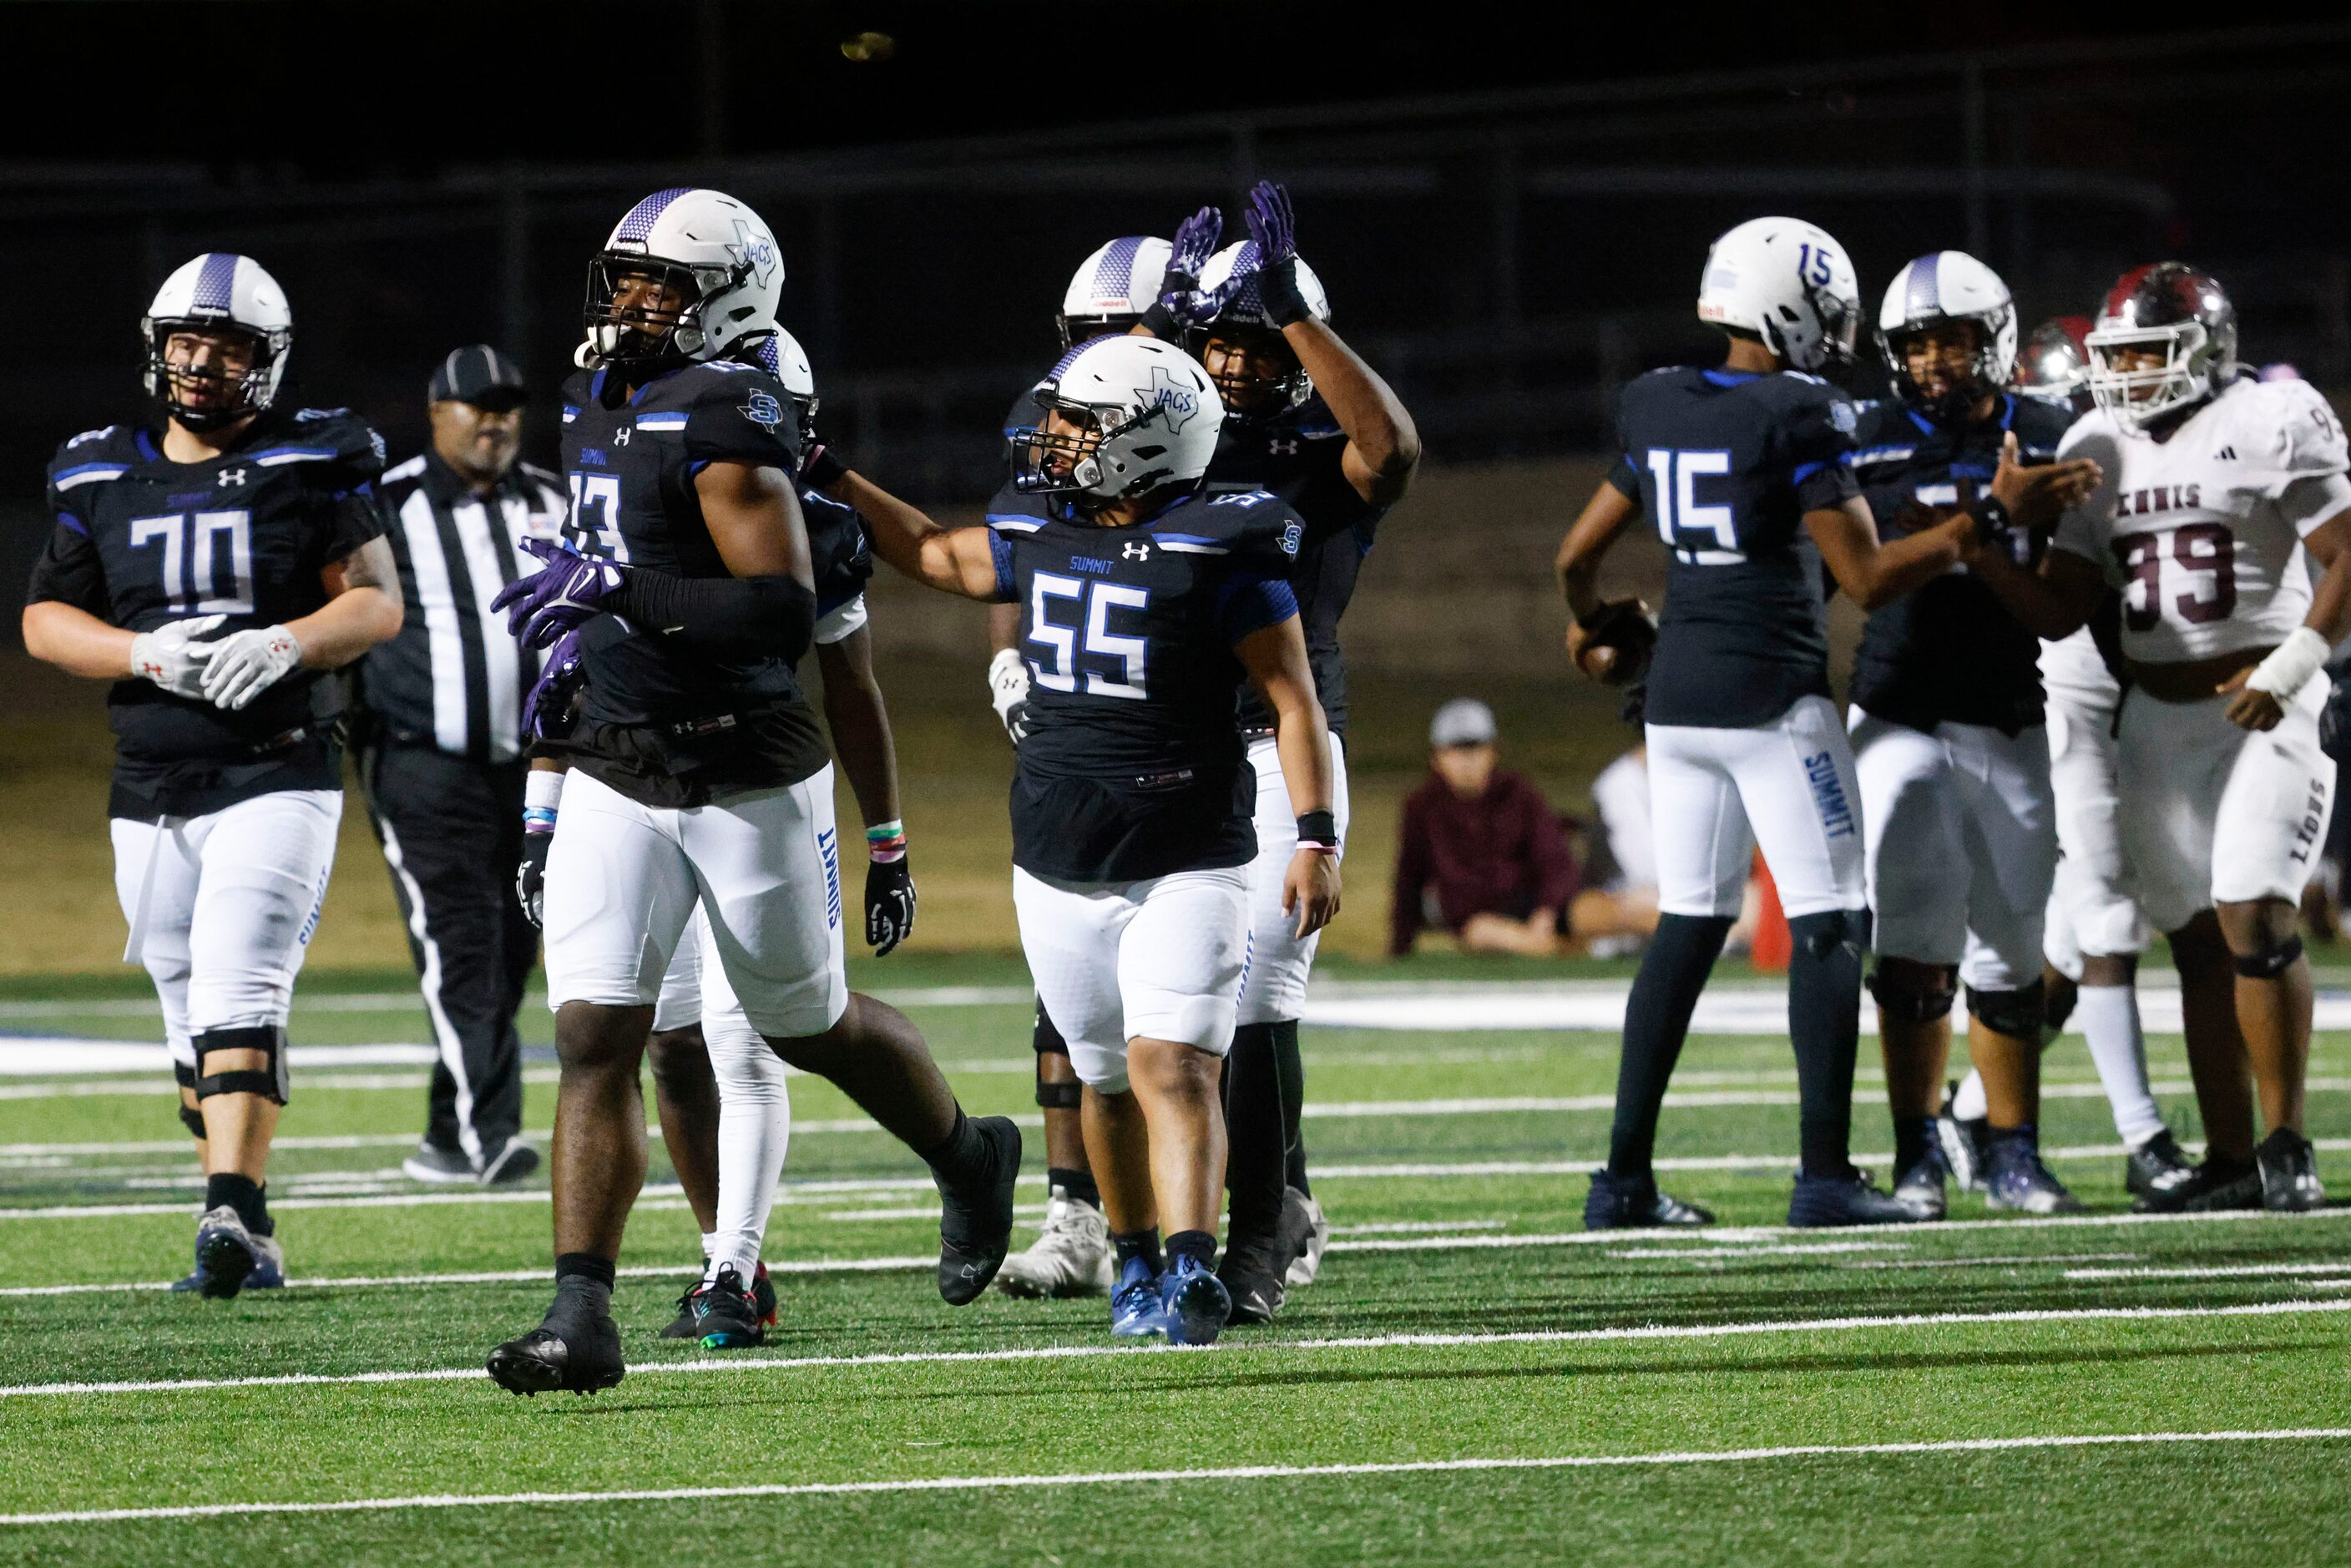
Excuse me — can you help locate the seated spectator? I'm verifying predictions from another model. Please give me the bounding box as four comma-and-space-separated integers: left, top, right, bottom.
1389, 700, 1580, 957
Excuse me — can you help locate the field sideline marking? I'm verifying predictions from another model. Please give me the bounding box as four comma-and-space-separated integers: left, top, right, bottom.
5, 1427, 2349, 1524
3, 1297, 2346, 1402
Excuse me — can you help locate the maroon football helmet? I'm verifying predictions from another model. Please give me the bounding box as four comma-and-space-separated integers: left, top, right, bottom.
2014, 313, 2093, 412
2084, 262, 2237, 427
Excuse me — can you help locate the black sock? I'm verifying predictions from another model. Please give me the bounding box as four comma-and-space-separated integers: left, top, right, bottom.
204, 1172, 269, 1236
1894, 1115, 1938, 1175
1272, 1019, 1311, 1196
1112, 1229, 1162, 1274
554, 1252, 616, 1311
1165, 1229, 1216, 1271
1606, 914, 1733, 1177
1223, 1024, 1287, 1239
1787, 909, 1868, 1178
919, 1105, 990, 1188
1048, 1166, 1101, 1209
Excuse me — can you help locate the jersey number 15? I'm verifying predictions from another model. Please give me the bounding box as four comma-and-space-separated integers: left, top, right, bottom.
1645, 448, 1743, 564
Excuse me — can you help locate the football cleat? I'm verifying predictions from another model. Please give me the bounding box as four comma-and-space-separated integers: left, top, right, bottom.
192, 1206, 264, 1300
1787, 1167, 1917, 1227
1984, 1136, 2084, 1215
401, 1141, 475, 1185
1891, 1142, 1950, 1222
2125, 1129, 2200, 1211
1584, 1169, 1715, 1230
1160, 1255, 1231, 1348
682, 1266, 766, 1349
478, 1137, 540, 1188
1216, 1231, 1288, 1325
993, 1185, 1115, 1299
488, 1284, 625, 1396
1110, 1256, 1165, 1339
172, 1227, 286, 1295
934, 1115, 1022, 1305
1935, 1084, 1990, 1193
2151, 1152, 2263, 1214
1277, 1186, 1330, 1288
2256, 1128, 2327, 1212
662, 1260, 781, 1338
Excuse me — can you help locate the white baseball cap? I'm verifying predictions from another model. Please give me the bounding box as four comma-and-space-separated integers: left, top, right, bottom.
1430, 698, 1497, 749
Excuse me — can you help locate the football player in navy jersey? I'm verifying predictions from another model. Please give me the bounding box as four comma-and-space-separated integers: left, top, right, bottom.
987, 235, 1172, 1302
484, 191, 1018, 1395
23, 253, 402, 1296
838, 333, 1340, 1345
1557, 217, 2000, 1228
1844, 254, 2107, 1220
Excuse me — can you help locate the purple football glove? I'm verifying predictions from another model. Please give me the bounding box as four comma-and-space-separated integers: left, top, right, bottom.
521, 629, 585, 742
1148, 206, 1236, 332
492, 536, 626, 650
1243, 180, 1313, 327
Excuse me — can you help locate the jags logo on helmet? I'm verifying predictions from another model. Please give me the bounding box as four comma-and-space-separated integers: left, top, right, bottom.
730, 220, 781, 288
1145, 365, 1201, 433
740, 390, 784, 430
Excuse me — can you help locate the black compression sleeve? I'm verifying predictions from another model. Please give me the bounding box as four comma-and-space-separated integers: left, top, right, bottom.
607, 569, 817, 662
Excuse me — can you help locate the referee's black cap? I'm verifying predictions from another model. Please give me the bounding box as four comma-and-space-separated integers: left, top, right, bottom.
428, 344, 528, 411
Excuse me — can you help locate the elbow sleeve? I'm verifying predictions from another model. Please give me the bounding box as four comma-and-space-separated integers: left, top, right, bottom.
610, 569, 817, 662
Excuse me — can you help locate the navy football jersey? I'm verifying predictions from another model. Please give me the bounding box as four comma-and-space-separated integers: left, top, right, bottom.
988, 488, 1305, 881
554, 358, 830, 803
803, 485, 873, 628
1607, 367, 1861, 728
27, 407, 387, 820
1210, 395, 1383, 736
1847, 393, 2074, 733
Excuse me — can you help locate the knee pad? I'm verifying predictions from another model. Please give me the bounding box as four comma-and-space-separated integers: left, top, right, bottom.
1966, 979, 2047, 1040
1868, 965, 1958, 1023
1032, 1002, 1069, 1058
172, 1063, 205, 1137
191, 1025, 289, 1105
1790, 908, 1872, 964
2233, 933, 2304, 979
1035, 1078, 1082, 1110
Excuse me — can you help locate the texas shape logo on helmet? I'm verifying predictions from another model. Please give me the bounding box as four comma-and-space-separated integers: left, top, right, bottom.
1145, 365, 1201, 433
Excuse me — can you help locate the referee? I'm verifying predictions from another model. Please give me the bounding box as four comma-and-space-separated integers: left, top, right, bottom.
357, 346, 567, 1186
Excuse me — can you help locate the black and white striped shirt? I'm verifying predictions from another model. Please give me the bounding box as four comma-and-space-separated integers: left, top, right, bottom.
361, 449, 567, 762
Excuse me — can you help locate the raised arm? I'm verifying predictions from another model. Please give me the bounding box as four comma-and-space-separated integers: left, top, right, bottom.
1282, 320, 1421, 508
1236, 615, 1341, 939
1804, 497, 1974, 612
813, 458, 1004, 601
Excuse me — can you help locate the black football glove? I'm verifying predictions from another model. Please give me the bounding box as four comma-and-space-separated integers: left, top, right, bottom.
866, 854, 917, 956
517, 830, 552, 928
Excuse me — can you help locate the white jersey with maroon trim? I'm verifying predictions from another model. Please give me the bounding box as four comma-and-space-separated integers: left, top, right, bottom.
2050, 377, 2350, 665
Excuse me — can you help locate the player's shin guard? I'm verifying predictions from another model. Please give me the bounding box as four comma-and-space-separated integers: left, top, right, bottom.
1605, 913, 1733, 1178
1787, 909, 1870, 1177
1223, 1024, 1287, 1242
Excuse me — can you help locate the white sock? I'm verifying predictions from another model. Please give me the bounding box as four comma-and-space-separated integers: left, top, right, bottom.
701, 1007, 791, 1287
2074, 983, 2164, 1148
700, 1232, 719, 1263
1950, 1070, 1988, 1124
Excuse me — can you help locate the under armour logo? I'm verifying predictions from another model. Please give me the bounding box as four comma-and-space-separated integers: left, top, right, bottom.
2216, 445, 2237, 461
217, 468, 247, 488
614, 427, 632, 446
1268, 438, 1298, 456
1123, 542, 1150, 561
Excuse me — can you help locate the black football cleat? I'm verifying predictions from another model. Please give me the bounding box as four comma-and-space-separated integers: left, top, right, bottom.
681, 1266, 766, 1348
1984, 1134, 2084, 1215
1891, 1143, 1950, 1222
488, 1285, 624, 1396
2125, 1129, 2200, 1211
2151, 1151, 2263, 1214
935, 1115, 1022, 1305
1935, 1084, 1990, 1194
2256, 1128, 2327, 1212
1787, 1166, 1917, 1227
663, 1260, 780, 1338
1217, 1232, 1288, 1325
1584, 1168, 1714, 1230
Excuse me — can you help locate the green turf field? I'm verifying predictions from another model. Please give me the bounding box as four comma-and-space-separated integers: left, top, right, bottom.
2, 957, 2347, 1564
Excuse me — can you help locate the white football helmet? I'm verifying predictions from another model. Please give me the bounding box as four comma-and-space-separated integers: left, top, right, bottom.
141, 253, 292, 431
1875, 250, 2018, 421
579, 187, 785, 371
755, 326, 819, 447
1011, 336, 1224, 506
1696, 217, 1860, 374
1194, 240, 1332, 416
1059, 235, 1173, 346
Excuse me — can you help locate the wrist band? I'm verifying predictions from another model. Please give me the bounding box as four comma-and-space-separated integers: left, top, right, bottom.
2247, 625, 2332, 700
525, 769, 567, 813
1296, 810, 1338, 850
522, 806, 559, 833
867, 820, 908, 862
1969, 496, 2012, 546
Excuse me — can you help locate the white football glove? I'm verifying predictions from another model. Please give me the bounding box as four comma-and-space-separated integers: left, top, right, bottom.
128, 614, 226, 700
987, 646, 1031, 745
200, 625, 304, 711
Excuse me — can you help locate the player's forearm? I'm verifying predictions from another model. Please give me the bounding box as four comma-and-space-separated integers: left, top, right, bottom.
1268, 688, 1334, 817
2300, 515, 2351, 645
1556, 483, 1637, 617
1283, 320, 1421, 505
21, 600, 135, 679
987, 601, 1022, 655
286, 585, 402, 670
817, 640, 904, 827
1847, 516, 1972, 611
1969, 546, 2092, 641
829, 472, 993, 599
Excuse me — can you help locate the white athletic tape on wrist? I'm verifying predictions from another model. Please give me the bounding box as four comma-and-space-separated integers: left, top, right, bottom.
2247, 626, 2331, 700
524, 769, 567, 814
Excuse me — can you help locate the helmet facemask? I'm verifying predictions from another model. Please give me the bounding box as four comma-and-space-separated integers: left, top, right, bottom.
1767, 278, 1859, 377
1010, 397, 1190, 510
1883, 315, 2009, 423
144, 320, 285, 432
2086, 321, 2217, 428
1191, 323, 1308, 423
583, 253, 762, 371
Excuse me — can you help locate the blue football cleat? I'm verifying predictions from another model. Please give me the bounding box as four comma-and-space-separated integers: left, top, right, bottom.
1110, 1256, 1165, 1339
1160, 1255, 1231, 1348
170, 1225, 286, 1294
1787, 1166, 1916, 1227
1984, 1133, 2085, 1215
181, 1206, 290, 1299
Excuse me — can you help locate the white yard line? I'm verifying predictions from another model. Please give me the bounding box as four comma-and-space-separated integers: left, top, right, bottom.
2, 1297, 2346, 1402
1843, 1252, 2143, 1271
1605, 1242, 1912, 1261
2065, 1262, 2351, 1282
8, 1427, 2349, 1526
